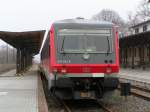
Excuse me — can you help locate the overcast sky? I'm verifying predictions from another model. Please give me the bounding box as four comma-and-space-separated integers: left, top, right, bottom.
0, 0, 142, 32
0, 0, 143, 61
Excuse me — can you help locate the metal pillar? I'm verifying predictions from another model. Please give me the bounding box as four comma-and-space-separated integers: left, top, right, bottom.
139, 47, 142, 67
22, 49, 25, 72
139, 46, 145, 69
16, 49, 21, 74
16, 49, 33, 75
25, 51, 30, 71
120, 49, 122, 65
149, 45, 150, 62
27, 53, 29, 69
17, 49, 26, 74
123, 48, 125, 67
20, 50, 23, 73
132, 47, 135, 69
124, 48, 128, 67
29, 54, 32, 66
21, 49, 30, 72
142, 46, 145, 70
25, 53, 32, 70
24, 52, 27, 71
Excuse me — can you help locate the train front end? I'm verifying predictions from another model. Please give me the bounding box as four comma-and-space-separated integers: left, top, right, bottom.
50, 19, 119, 99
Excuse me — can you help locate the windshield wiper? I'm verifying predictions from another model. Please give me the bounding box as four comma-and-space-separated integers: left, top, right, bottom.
106, 36, 110, 56
61, 36, 66, 53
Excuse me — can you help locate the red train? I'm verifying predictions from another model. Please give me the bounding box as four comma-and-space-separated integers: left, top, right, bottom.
40, 18, 119, 99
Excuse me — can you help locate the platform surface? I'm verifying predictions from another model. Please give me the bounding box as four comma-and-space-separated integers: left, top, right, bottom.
0, 66, 38, 112
119, 68, 150, 84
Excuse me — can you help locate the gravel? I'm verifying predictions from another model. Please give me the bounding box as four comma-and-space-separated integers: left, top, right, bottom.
101, 90, 150, 112
46, 89, 150, 112
42, 75, 150, 112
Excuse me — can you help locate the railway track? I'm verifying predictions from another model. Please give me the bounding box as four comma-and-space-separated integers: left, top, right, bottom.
130, 85, 150, 101
41, 73, 113, 112
97, 101, 114, 112
59, 99, 113, 112
119, 77, 150, 101
119, 77, 150, 91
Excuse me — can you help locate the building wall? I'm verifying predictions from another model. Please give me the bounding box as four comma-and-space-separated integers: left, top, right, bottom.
120, 21, 150, 69
148, 24, 150, 31
120, 45, 150, 68
132, 22, 150, 34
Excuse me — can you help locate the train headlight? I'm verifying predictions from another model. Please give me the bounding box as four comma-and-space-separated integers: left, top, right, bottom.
61, 68, 67, 74
106, 67, 112, 74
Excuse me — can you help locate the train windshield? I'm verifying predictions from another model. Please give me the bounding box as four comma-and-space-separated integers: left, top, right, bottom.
58, 29, 113, 53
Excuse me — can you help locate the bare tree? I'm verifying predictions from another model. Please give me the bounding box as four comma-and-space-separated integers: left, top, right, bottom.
127, 12, 141, 27
92, 9, 127, 36
137, 0, 150, 20
92, 9, 125, 26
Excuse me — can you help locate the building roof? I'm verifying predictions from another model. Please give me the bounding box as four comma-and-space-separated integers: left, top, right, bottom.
131, 19, 150, 28
0, 30, 45, 55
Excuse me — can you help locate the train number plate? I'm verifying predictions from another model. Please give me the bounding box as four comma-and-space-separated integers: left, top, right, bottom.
80, 92, 89, 97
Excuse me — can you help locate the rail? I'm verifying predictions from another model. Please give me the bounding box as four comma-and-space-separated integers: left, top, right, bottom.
119, 77, 150, 101
60, 99, 114, 112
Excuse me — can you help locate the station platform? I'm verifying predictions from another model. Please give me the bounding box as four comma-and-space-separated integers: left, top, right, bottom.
0, 65, 48, 112
119, 68, 150, 84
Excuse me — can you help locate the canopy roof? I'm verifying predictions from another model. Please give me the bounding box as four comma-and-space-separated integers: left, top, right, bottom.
0, 30, 45, 54
119, 31, 150, 48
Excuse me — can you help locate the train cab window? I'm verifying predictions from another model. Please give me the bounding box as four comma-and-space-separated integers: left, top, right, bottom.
58, 29, 113, 54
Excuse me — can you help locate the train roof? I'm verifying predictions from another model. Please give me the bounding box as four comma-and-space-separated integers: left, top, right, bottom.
54, 18, 113, 27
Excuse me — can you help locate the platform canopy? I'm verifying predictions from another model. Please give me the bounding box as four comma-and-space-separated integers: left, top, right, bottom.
119, 31, 150, 48
0, 30, 45, 55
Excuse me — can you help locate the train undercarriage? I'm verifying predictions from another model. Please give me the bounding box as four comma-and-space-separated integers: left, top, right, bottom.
53, 78, 118, 99
41, 70, 119, 100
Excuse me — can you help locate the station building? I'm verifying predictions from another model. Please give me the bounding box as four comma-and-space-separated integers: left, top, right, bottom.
119, 20, 150, 69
